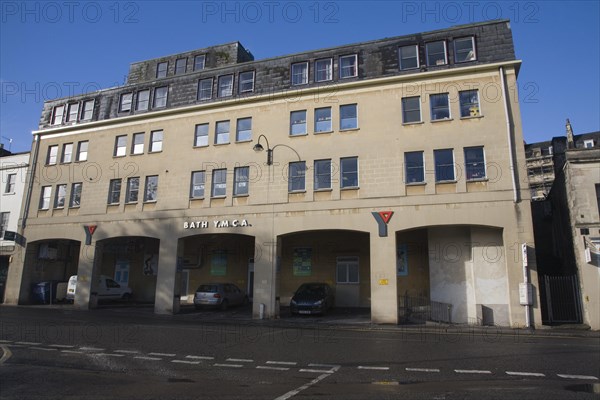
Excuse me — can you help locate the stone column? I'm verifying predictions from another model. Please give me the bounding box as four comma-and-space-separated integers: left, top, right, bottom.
74, 243, 101, 309
369, 232, 398, 324
154, 237, 179, 315
252, 231, 278, 319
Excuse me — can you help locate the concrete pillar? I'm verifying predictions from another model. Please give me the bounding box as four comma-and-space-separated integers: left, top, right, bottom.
369, 232, 398, 324
3, 245, 26, 304
252, 232, 278, 319
74, 243, 100, 309
154, 237, 179, 315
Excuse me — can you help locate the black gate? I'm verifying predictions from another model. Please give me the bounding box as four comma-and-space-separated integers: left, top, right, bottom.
539, 275, 583, 325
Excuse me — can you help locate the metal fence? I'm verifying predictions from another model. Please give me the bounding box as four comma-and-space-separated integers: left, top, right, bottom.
539, 275, 583, 325
398, 296, 452, 324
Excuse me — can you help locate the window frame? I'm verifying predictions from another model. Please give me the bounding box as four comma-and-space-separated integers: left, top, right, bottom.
211, 169, 227, 198
402, 96, 422, 124
340, 104, 358, 130
131, 132, 145, 155
426, 41, 447, 66
405, 151, 425, 184
314, 159, 332, 190
340, 157, 359, 189
314, 58, 333, 82
399, 44, 419, 70
47, 145, 58, 165
39, 186, 52, 210
190, 171, 206, 199
194, 54, 206, 71
5, 173, 16, 193
339, 54, 358, 79
238, 71, 255, 93
290, 110, 307, 136
150, 130, 163, 153
52, 105, 65, 125
430, 93, 451, 121
54, 184, 67, 209
217, 74, 234, 98
119, 92, 133, 113
69, 182, 82, 208
194, 123, 209, 147
61, 143, 73, 163
454, 36, 477, 63
153, 86, 168, 108
233, 166, 250, 196
114, 135, 127, 157
215, 120, 230, 145
459, 90, 481, 118
336, 256, 360, 284
81, 99, 94, 121
156, 61, 168, 78
291, 61, 309, 86
66, 103, 79, 122
136, 89, 150, 111
288, 161, 306, 192
108, 179, 122, 204
143, 175, 159, 203
464, 146, 487, 181
314, 107, 332, 133
175, 58, 187, 75
125, 177, 140, 203
198, 78, 213, 101
0, 212, 9, 239
236, 117, 252, 142
434, 149, 456, 182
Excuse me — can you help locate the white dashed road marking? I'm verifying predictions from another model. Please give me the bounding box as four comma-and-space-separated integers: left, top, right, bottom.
134, 356, 162, 361
557, 374, 599, 380
406, 368, 440, 373
94, 353, 125, 357
148, 352, 176, 357
299, 369, 335, 374
267, 361, 297, 366
114, 350, 140, 354
358, 366, 390, 371
455, 369, 492, 374
214, 363, 244, 368
0, 340, 13, 344
79, 347, 105, 352
172, 360, 200, 365
226, 358, 253, 363
506, 371, 545, 377
61, 350, 83, 355
186, 355, 214, 360
257, 366, 290, 371
29, 347, 57, 352
48, 344, 75, 349
15, 342, 41, 346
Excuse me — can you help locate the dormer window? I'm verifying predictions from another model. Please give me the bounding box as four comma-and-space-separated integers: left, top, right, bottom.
194, 55, 206, 71
156, 62, 168, 78
239, 71, 255, 93
175, 58, 187, 75
426, 41, 447, 66
399, 45, 419, 70
51, 105, 65, 125
66, 103, 79, 122
315, 58, 333, 82
584, 139, 595, 148
454, 37, 476, 63
339, 54, 358, 79
217, 75, 233, 97
291, 62, 308, 85
119, 93, 133, 112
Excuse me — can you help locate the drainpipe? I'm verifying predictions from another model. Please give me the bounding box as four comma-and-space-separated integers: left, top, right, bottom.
21, 134, 40, 230
499, 67, 518, 203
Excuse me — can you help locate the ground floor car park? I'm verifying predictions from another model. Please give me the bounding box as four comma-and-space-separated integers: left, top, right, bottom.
3, 200, 542, 327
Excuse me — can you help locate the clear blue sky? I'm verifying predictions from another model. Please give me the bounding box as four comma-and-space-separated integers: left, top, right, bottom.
1, 0, 599, 153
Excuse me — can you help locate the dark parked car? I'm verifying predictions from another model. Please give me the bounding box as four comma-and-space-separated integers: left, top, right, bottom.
290, 282, 334, 315
194, 283, 248, 310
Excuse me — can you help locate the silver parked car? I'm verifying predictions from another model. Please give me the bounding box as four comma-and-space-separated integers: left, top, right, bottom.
194, 283, 248, 310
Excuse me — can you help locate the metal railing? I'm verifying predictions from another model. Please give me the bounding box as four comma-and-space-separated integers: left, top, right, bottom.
398, 296, 452, 324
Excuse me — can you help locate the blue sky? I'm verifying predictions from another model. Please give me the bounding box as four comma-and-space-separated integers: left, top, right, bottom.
1, 0, 599, 153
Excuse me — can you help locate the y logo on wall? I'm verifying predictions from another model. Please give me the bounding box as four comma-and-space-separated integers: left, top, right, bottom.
83, 225, 97, 245
372, 211, 394, 237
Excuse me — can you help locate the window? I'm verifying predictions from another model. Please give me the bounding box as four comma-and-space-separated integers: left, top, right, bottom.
405, 152, 425, 183
194, 54, 206, 71
39, 186, 51, 209
584, 139, 595, 148
156, 61, 168, 78
114, 135, 127, 157
175, 58, 186, 74
314, 107, 332, 133
125, 177, 140, 203
291, 62, 308, 85
47, 145, 58, 165
234, 167, 249, 196
434, 149, 455, 182
108, 179, 122, 204
337, 256, 359, 284
131, 133, 145, 155
314, 159, 332, 190
340, 104, 358, 130
198, 78, 213, 101
144, 176, 158, 202
119, 93, 133, 112
402, 96, 421, 123
426, 41, 447, 66
5, 174, 16, 193
0, 212, 8, 238
399, 45, 419, 70
339, 54, 358, 78
66, 103, 79, 122
465, 147, 486, 180
153, 86, 168, 108
190, 171, 205, 198
239, 71, 254, 93
81, 100, 94, 120
218, 75, 233, 97
340, 157, 358, 188
211, 169, 227, 197
290, 110, 307, 136
288, 161, 306, 192
215, 121, 230, 144
54, 184, 67, 208
459, 90, 480, 118
315, 58, 333, 82
454, 37, 476, 63
52, 105, 64, 125
236, 118, 252, 142
430, 93, 450, 120
61, 143, 73, 163
194, 124, 209, 147
150, 130, 163, 152
136, 90, 150, 111
70, 183, 82, 207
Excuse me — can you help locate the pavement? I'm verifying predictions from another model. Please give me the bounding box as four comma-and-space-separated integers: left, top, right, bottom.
1, 302, 598, 339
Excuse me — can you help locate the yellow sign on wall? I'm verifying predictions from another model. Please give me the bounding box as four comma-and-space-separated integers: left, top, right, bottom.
378, 279, 389, 285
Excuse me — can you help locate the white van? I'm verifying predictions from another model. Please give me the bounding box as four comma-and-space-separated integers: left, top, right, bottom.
66, 275, 133, 302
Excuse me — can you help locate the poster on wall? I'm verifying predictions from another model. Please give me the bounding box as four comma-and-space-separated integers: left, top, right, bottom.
115, 260, 130, 285
397, 244, 408, 276
210, 251, 227, 276
143, 253, 158, 276
293, 248, 312, 276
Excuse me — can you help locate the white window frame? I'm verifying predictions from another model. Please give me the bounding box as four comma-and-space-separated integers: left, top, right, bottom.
144, 175, 158, 202
194, 54, 206, 71
5, 173, 16, 193
81, 100, 94, 120
194, 123, 209, 147
125, 177, 140, 203
211, 169, 227, 197
66, 103, 79, 122
52, 105, 64, 125
150, 130, 163, 153
190, 171, 206, 198
464, 146, 487, 181
290, 110, 307, 136
217, 75, 234, 98
314, 107, 332, 133
233, 166, 249, 196
426, 41, 447, 66
336, 256, 359, 284
430, 93, 451, 121
454, 37, 476, 63
198, 78, 213, 101
119, 93, 133, 113
69, 182, 82, 208
156, 61, 168, 78
47, 145, 58, 165
434, 149, 456, 182
291, 62, 309, 86
399, 45, 419, 70
61, 143, 73, 163
136, 89, 150, 111
236, 118, 252, 142
153, 86, 168, 108
108, 179, 122, 204
584, 139, 595, 148
459, 90, 481, 118
175, 58, 187, 75
239, 71, 255, 93
0, 212, 9, 239
54, 184, 67, 208
215, 120, 230, 145
114, 135, 127, 157
339, 54, 358, 79
315, 58, 333, 82
40, 186, 52, 210
402, 96, 422, 124
131, 133, 145, 155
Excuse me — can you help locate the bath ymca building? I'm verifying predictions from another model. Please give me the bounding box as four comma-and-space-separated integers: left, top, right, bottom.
3, 20, 542, 326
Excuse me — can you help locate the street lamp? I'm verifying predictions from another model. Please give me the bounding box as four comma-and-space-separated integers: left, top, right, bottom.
253, 134, 301, 166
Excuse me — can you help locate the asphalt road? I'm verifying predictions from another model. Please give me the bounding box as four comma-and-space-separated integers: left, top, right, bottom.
0, 306, 599, 399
